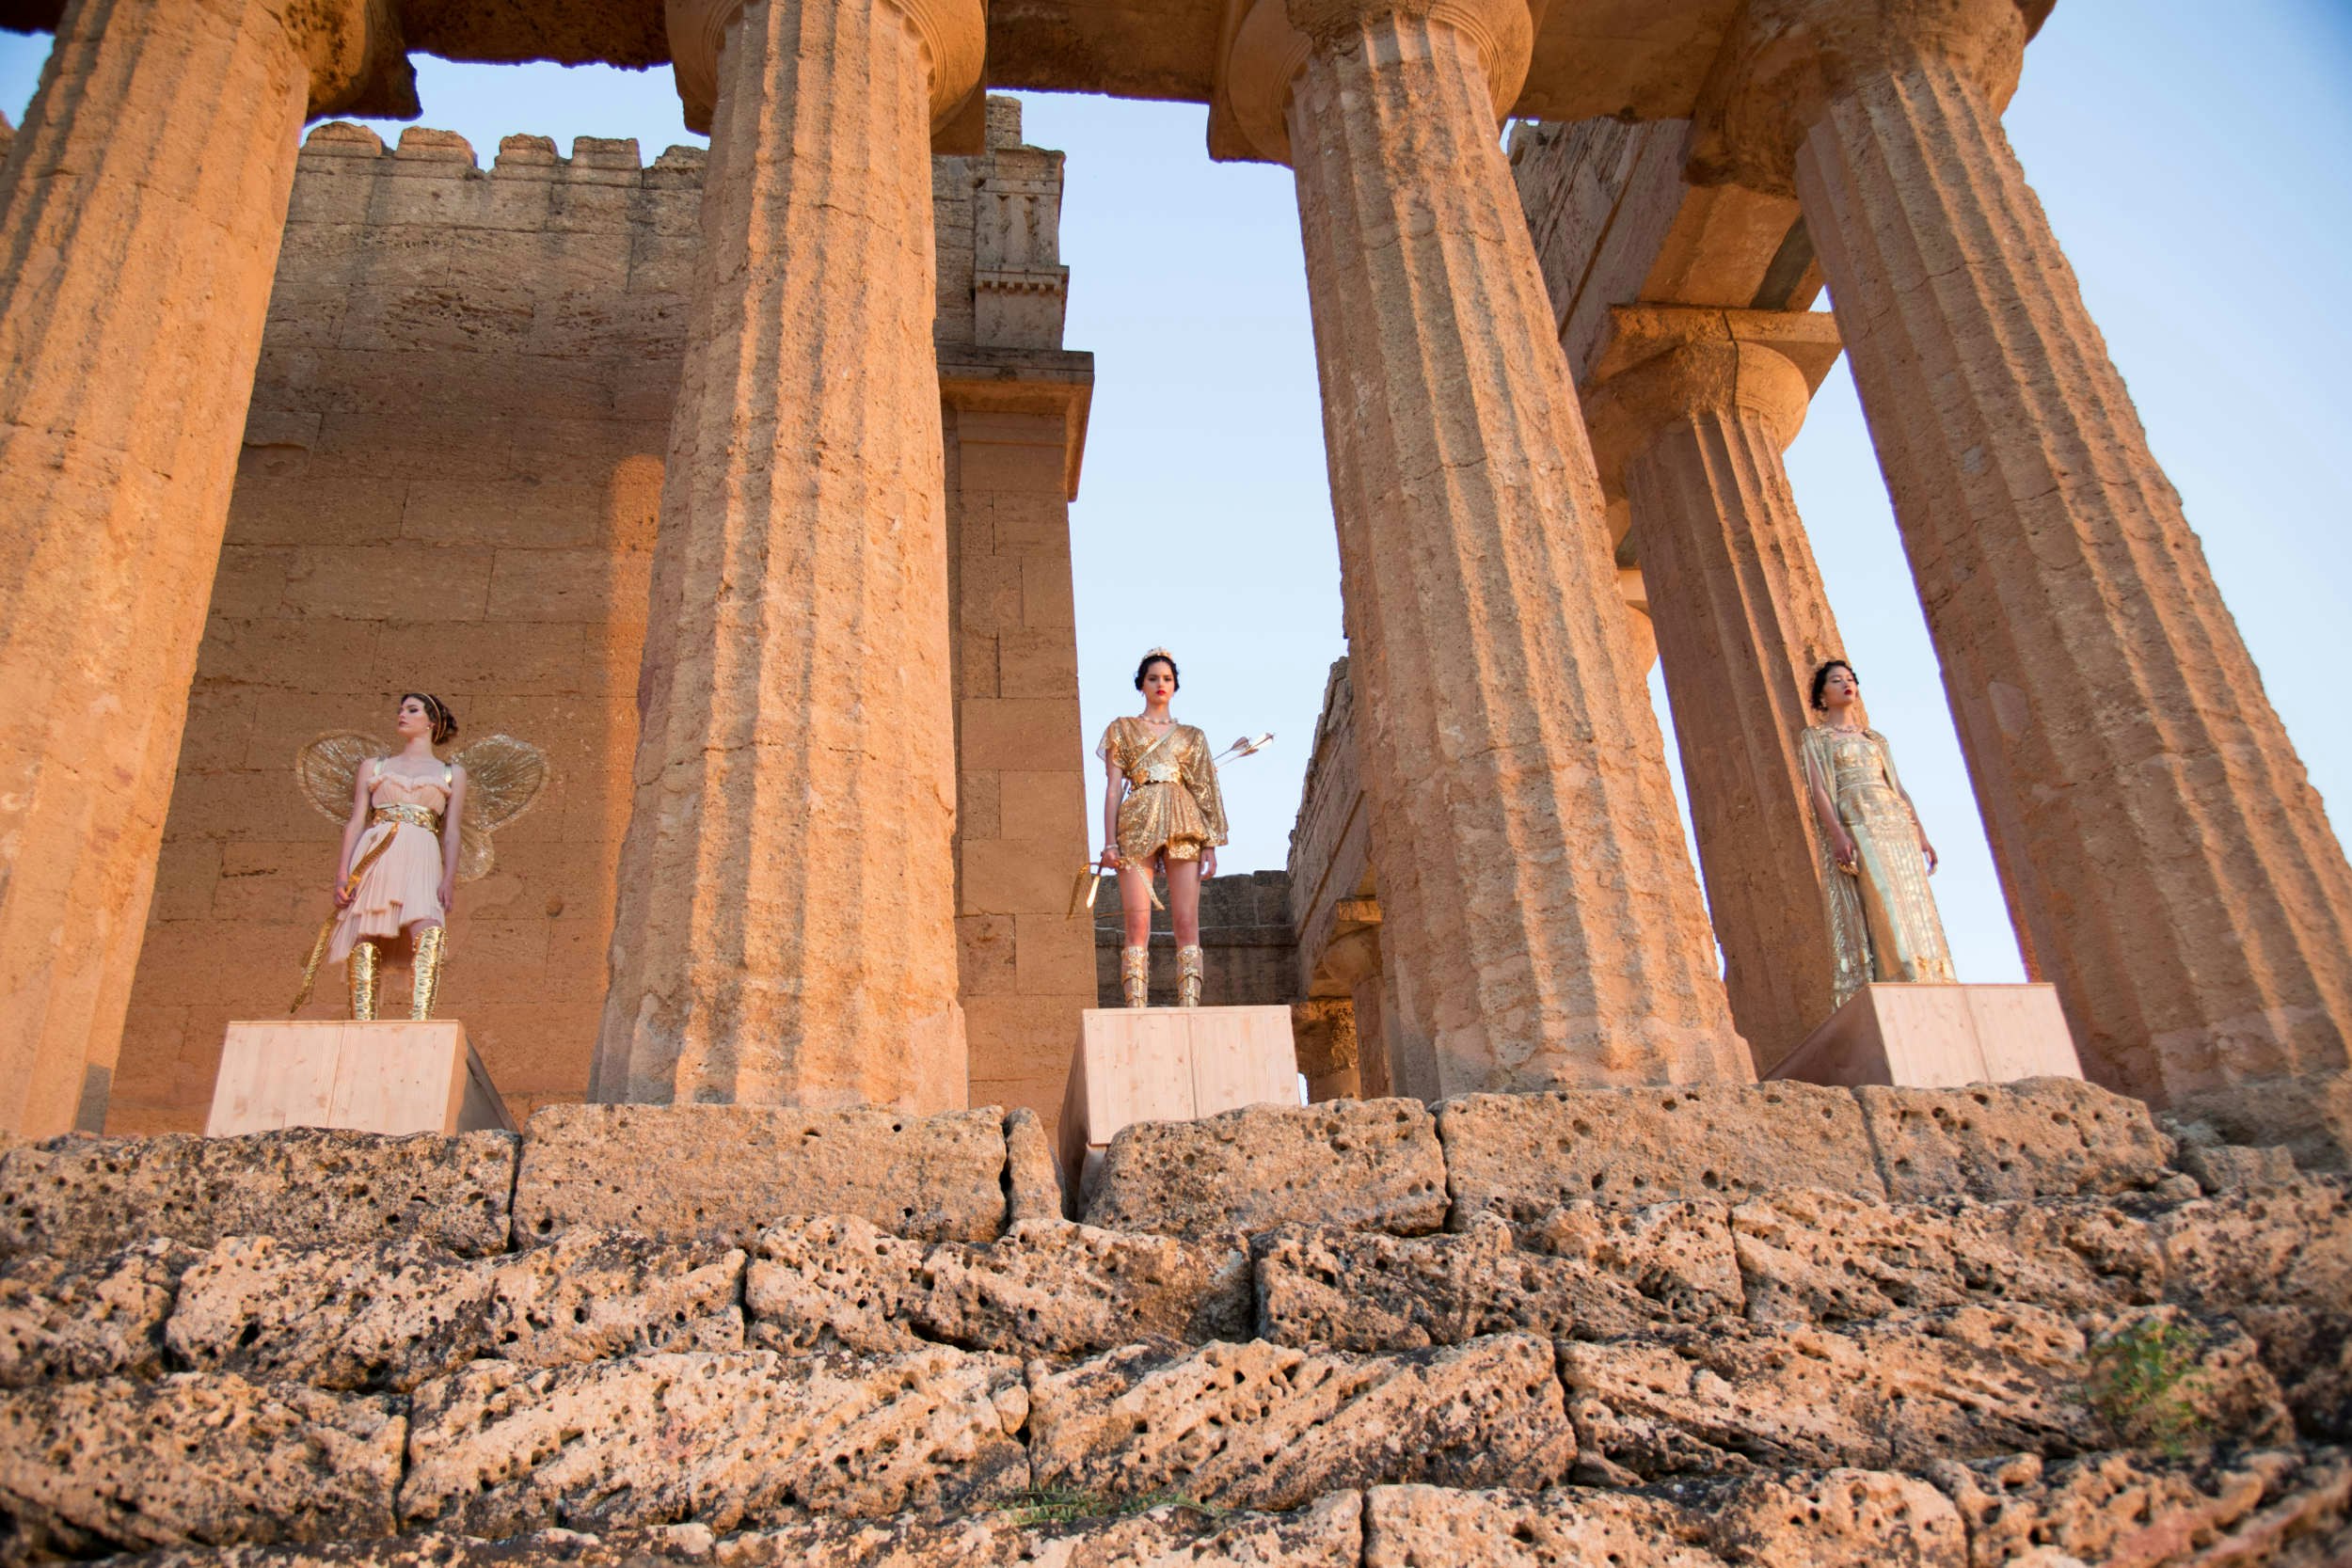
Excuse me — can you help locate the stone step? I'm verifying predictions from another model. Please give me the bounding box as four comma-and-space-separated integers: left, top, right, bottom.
78, 1449, 2352, 1567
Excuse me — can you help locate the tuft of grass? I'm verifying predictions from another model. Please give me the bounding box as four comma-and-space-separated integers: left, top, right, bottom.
992, 1487, 1232, 1528
2088, 1317, 2211, 1458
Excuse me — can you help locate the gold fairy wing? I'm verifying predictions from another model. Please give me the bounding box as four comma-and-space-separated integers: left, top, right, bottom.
450, 734, 550, 881
294, 732, 389, 824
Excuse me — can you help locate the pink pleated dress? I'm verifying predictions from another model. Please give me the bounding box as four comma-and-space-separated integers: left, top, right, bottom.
327, 760, 451, 961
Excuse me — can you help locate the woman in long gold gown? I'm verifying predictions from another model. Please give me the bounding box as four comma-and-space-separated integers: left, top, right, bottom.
1800, 659, 1957, 1007
1098, 648, 1230, 1007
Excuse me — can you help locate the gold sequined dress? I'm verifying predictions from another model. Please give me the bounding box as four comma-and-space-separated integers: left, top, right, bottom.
328, 760, 450, 961
1098, 717, 1230, 868
1801, 723, 1956, 1006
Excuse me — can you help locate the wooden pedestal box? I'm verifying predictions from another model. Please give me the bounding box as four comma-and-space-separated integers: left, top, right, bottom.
1768, 983, 2083, 1089
1058, 1005, 1301, 1208
207, 1021, 516, 1137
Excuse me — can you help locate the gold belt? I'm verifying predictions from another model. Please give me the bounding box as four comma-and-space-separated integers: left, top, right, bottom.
1129, 765, 1181, 785
373, 803, 443, 832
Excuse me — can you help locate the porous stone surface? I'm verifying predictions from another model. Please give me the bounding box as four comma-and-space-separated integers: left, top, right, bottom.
167, 1230, 744, 1391
1083, 1101, 1448, 1241
1003, 1107, 1068, 1224
0, 1130, 517, 1260
167, 1236, 496, 1392
1927, 1445, 2352, 1568
1559, 1304, 2287, 1481
1439, 1084, 1882, 1225
749, 1215, 1248, 1358
1254, 1206, 1739, 1351
513, 1104, 1007, 1247
1025, 1333, 1574, 1511
399, 1348, 1029, 1534
1361, 1470, 1967, 1567
0, 1372, 404, 1557
0, 1238, 190, 1386
1857, 1079, 2173, 1202
1730, 1188, 2159, 1325
2153, 1178, 2352, 1435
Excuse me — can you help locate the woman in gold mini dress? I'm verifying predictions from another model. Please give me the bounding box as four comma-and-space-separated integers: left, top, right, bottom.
1098, 648, 1230, 1007
1800, 658, 1957, 1006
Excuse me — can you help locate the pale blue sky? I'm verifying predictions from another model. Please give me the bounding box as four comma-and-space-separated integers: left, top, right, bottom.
6, 0, 2346, 989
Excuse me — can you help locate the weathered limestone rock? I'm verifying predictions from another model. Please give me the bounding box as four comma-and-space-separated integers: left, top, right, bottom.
1560, 1304, 2287, 1481
1230, 0, 1750, 1093
1928, 1446, 2352, 1568
1362, 1471, 1967, 1568
1004, 1107, 1068, 1224
1695, 0, 2352, 1109
513, 1104, 1006, 1247
125, 1495, 1368, 1568
485, 1229, 746, 1368
1732, 1188, 2159, 1326
0, 1372, 403, 1557
0, 1238, 189, 1386
400, 1348, 1029, 1533
167, 1236, 495, 1392
593, 0, 986, 1112
1581, 314, 1850, 1074
1254, 1207, 1740, 1351
749, 1215, 1248, 1358
1858, 1079, 2173, 1202
0, 0, 405, 1138
1026, 1334, 1574, 1512
0, 1129, 516, 1261
1084, 1101, 1448, 1241
2155, 1179, 2352, 1435
168, 1230, 746, 1391
1439, 1084, 1882, 1225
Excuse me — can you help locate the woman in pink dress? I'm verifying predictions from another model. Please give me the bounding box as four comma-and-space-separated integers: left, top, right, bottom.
327, 693, 469, 1020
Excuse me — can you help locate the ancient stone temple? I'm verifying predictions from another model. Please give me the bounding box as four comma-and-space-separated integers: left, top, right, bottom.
3, 0, 2351, 1558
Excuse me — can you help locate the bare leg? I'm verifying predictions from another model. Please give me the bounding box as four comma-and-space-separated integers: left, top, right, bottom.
1169, 857, 1205, 1007
1118, 858, 1155, 1008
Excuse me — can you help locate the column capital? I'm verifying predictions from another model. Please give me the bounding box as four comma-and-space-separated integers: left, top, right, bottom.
291, 0, 417, 119
1686, 0, 2027, 196
666, 0, 984, 135
1219, 0, 1532, 165
1581, 305, 1838, 496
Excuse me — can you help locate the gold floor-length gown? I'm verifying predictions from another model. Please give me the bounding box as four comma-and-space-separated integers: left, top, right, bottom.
1098, 717, 1230, 867
1801, 723, 1957, 1006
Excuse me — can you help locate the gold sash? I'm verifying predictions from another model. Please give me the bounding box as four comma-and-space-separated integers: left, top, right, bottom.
373, 802, 443, 832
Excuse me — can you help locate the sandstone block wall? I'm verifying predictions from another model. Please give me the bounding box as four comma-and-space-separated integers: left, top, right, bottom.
115, 103, 1096, 1135
1, 1081, 2347, 1564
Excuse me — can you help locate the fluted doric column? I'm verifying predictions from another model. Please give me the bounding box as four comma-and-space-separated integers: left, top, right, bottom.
593, 0, 984, 1112
1223, 0, 1752, 1092
1584, 309, 1848, 1072
0, 0, 405, 1135
1692, 0, 2352, 1106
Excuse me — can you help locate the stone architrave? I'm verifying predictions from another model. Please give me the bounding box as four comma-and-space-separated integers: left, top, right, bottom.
593, 0, 985, 1112
1220, 0, 1752, 1092
1583, 309, 1849, 1073
1692, 0, 2352, 1107
0, 0, 405, 1136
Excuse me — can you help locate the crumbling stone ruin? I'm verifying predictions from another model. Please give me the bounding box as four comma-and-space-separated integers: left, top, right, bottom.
1, 1082, 2347, 1563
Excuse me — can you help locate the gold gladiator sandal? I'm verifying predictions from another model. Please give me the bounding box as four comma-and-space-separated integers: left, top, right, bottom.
1176, 944, 1204, 1008
410, 926, 449, 1021
1120, 945, 1150, 1009
347, 941, 381, 1022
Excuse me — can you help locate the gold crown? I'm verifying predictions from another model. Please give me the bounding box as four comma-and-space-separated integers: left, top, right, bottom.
1142, 645, 1175, 661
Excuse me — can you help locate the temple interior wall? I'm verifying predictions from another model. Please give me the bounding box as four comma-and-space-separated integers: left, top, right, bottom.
114, 104, 1094, 1135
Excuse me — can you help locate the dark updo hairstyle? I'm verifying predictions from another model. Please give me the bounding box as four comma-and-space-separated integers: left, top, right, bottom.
1807, 659, 1856, 712
402, 691, 460, 746
1134, 649, 1180, 692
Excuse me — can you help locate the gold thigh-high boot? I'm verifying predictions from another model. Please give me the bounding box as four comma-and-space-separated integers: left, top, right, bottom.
347, 941, 381, 1021
410, 926, 449, 1021
1176, 944, 1204, 1008
1120, 945, 1149, 1008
